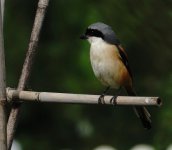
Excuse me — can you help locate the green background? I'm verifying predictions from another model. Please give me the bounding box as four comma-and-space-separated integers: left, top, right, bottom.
4, 0, 172, 149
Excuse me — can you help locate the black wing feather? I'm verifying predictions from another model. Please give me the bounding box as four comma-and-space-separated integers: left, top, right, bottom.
116, 45, 133, 79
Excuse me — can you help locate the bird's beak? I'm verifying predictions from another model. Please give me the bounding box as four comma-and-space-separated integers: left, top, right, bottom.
80, 34, 88, 40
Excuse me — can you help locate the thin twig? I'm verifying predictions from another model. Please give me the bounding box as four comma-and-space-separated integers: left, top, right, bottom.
7, 0, 50, 149
0, 0, 7, 149
6, 88, 162, 107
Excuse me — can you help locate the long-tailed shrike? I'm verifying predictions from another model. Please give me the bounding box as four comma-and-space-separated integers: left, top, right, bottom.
80, 22, 151, 129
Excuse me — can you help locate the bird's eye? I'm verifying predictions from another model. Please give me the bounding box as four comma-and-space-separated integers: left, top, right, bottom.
85, 29, 93, 36
89, 30, 93, 35
89, 29, 96, 36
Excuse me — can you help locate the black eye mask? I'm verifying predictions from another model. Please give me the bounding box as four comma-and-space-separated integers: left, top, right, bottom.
85, 28, 104, 39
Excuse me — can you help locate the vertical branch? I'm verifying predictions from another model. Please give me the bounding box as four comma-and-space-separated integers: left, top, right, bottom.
0, 0, 6, 149
17, 0, 50, 90
1, 0, 4, 23
7, 0, 50, 149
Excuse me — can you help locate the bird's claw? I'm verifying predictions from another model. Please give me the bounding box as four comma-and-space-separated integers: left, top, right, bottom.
110, 95, 117, 105
98, 94, 105, 104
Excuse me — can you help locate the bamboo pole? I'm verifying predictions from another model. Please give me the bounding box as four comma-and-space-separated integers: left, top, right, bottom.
0, 0, 6, 149
7, 0, 50, 149
1, 0, 4, 23
6, 88, 162, 106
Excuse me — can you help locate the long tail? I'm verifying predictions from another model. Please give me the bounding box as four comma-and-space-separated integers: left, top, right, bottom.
126, 87, 152, 130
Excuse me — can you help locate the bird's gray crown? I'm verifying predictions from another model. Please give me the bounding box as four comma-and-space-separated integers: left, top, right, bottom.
87, 22, 120, 45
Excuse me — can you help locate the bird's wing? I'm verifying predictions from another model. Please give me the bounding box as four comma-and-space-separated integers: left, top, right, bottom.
117, 45, 133, 79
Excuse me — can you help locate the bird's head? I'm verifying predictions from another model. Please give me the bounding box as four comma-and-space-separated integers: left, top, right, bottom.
80, 22, 120, 45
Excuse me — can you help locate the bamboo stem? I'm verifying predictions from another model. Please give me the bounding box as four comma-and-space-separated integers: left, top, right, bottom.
6, 88, 162, 106
0, 0, 6, 149
7, 0, 50, 149
1, 0, 4, 23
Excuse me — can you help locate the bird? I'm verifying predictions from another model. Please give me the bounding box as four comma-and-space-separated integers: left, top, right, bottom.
80, 22, 151, 129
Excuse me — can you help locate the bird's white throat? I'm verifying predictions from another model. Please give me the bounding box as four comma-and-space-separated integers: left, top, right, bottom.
87, 36, 109, 51
88, 36, 104, 45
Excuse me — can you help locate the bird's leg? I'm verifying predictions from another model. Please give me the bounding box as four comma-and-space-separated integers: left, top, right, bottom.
110, 88, 122, 105
98, 86, 110, 104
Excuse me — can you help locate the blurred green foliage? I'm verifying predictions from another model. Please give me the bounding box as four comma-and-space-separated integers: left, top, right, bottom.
4, 0, 172, 149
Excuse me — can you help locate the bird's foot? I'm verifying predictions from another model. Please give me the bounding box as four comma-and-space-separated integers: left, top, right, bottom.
98, 94, 105, 104
110, 95, 117, 105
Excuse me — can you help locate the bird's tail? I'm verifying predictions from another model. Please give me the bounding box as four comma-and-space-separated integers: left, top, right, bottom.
126, 87, 152, 130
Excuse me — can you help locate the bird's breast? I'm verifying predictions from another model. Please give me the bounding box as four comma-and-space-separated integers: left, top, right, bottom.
90, 43, 121, 88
